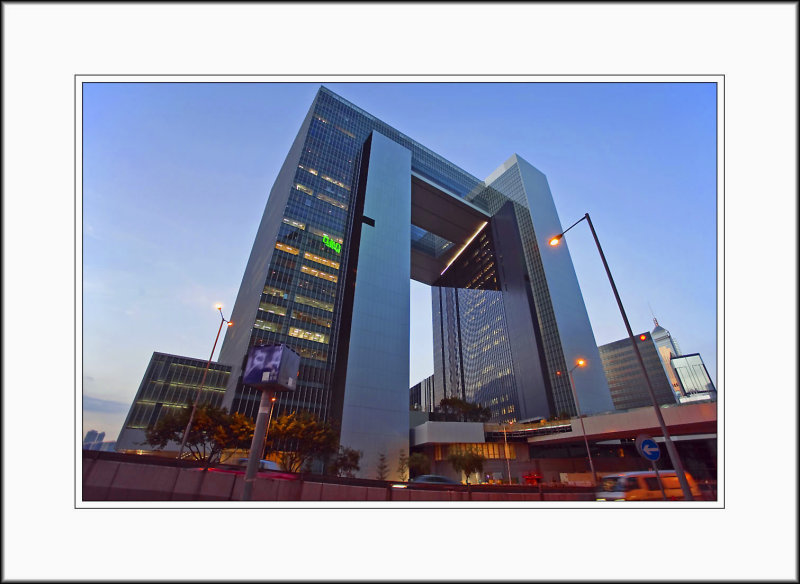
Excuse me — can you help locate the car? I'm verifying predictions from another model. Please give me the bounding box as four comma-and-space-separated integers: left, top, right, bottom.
409, 474, 462, 485
595, 470, 702, 501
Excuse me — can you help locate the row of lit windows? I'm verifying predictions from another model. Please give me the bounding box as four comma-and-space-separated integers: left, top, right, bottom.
274, 243, 340, 280
263, 285, 290, 300
254, 319, 281, 333
292, 309, 332, 329
294, 294, 334, 312
433, 442, 516, 461
282, 217, 306, 230
300, 264, 338, 283
281, 216, 344, 248
258, 301, 287, 317
313, 114, 356, 139
304, 251, 340, 270
299, 158, 352, 192
288, 326, 329, 344
294, 182, 349, 211
275, 241, 299, 256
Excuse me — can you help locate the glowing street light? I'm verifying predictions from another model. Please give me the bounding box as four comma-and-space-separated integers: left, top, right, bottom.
549, 212, 694, 500
176, 304, 233, 461
564, 358, 597, 485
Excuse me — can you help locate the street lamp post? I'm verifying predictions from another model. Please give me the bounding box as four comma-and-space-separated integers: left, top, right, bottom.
176, 304, 233, 461
503, 421, 514, 484
549, 212, 694, 500
564, 359, 597, 485
261, 395, 278, 458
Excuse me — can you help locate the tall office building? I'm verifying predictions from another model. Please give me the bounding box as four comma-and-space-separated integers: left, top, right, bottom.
200, 86, 613, 479
598, 332, 678, 410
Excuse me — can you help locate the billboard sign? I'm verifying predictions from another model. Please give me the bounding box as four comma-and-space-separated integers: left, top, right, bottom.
242, 344, 300, 391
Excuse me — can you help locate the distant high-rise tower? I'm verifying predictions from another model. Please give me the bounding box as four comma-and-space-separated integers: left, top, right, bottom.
651, 318, 684, 399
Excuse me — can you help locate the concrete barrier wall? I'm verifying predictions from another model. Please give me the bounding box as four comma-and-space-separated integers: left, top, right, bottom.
82, 459, 593, 502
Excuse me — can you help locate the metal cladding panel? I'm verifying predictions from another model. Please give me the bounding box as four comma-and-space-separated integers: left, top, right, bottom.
515, 157, 614, 415
412, 421, 486, 446
339, 132, 411, 480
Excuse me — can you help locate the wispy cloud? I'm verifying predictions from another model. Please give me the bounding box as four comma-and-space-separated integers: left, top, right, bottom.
83, 396, 129, 414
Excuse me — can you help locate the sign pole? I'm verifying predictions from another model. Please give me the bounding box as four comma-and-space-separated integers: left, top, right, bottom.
652, 459, 667, 501
241, 389, 273, 501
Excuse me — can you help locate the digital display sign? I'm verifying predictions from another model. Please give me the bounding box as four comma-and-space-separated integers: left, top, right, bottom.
242, 344, 300, 391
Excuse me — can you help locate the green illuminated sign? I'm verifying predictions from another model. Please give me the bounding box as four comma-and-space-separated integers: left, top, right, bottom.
323, 235, 342, 254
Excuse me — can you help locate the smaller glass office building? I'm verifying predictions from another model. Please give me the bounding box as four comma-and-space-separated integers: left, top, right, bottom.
115, 352, 231, 453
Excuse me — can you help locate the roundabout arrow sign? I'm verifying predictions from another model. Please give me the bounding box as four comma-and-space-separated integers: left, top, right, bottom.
635, 434, 661, 462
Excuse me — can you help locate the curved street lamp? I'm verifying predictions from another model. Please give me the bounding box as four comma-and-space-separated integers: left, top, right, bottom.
176, 304, 233, 461
549, 212, 694, 500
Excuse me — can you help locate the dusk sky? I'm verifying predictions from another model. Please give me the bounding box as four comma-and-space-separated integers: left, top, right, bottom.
5, 2, 797, 581
82, 81, 718, 441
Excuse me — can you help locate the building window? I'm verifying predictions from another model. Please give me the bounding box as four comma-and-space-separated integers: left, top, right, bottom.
288, 327, 329, 345
294, 294, 334, 312
275, 242, 300, 255
300, 265, 338, 283
303, 252, 340, 270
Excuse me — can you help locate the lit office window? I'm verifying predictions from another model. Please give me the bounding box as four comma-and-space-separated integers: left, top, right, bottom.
288, 327, 329, 345
282, 217, 306, 230
303, 252, 340, 270
275, 242, 300, 255
295, 183, 314, 196
263, 285, 289, 300
301, 265, 338, 283
294, 294, 334, 312
258, 302, 287, 317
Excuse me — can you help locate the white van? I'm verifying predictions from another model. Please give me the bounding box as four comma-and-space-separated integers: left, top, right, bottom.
595, 470, 702, 501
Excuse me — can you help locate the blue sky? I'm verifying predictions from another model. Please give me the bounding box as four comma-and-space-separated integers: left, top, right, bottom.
82, 81, 717, 441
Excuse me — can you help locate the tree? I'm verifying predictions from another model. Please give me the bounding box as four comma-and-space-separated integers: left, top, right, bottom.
437, 397, 463, 421
327, 446, 362, 478
144, 404, 254, 470
375, 452, 389, 480
436, 397, 493, 422
397, 449, 409, 481
265, 411, 337, 473
447, 451, 486, 484
407, 452, 431, 478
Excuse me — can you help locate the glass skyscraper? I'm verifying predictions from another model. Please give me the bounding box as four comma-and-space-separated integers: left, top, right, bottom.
111, 86, 611, 477
597, 332, 677, 411
209, 86, 613, 478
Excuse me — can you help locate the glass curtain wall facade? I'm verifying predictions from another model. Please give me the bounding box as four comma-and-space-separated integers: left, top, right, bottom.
671, 353, 716, 396
214, 86, 613, 476
432, 287, 520, 423
116, 352, 231, 452
410, 375, 435, 412
218, 86, 486, 425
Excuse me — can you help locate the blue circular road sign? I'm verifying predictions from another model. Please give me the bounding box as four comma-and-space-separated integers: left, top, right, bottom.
635, 434, 661, 462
